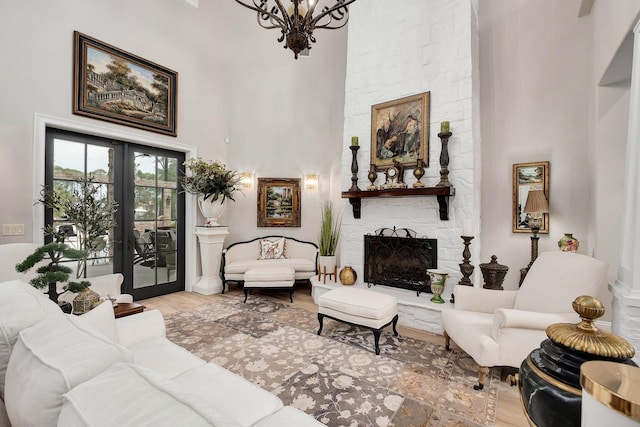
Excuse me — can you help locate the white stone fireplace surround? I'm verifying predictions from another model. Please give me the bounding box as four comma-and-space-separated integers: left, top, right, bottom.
336, 0, 481, 335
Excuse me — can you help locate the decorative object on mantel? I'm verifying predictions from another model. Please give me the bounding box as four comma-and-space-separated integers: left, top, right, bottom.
523, 189, 549, 269
426, 269, 448, 304
508, 296, 637, 427
436, 122, 452, 187
318, 201, 341, 284
380, 159, 407, 190
558, 233, 579, 252
479, 255, 508, 290
233, 0, 357, 59
339, 265, 357, 285
180, 157, 241, 227
412, 158, 425, 188
348, 144, 361, 192
367, 164, 377, 190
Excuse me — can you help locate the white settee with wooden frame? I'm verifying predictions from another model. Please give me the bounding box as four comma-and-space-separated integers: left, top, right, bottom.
441, 251, 608, 390
221, 236, 318, 293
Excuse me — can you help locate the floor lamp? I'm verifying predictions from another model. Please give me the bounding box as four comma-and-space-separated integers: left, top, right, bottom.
524, 189, 549, 271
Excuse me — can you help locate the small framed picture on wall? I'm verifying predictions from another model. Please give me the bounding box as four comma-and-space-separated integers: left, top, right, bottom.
512, 161, 550, 233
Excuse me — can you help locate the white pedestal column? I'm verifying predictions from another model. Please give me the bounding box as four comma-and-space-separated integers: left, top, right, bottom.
193, 226, 229, 295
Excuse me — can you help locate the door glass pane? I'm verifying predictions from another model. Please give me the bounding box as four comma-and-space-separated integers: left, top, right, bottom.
132, 153, 179, 289
51, 138, 116, 280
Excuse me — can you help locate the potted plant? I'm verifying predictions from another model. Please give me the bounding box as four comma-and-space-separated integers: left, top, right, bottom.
318, 201, 342, 279
180, 157, 241, 226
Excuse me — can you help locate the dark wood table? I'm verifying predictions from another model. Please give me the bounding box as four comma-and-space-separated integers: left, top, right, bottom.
114, 302, 145, 318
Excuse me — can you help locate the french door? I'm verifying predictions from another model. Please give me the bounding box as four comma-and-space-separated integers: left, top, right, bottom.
45, 128, 185, 300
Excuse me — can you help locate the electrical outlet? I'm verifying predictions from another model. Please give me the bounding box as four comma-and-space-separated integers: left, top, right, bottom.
2, 224, 25, 236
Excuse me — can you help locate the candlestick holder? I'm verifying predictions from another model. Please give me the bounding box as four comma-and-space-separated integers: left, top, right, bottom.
349, 145, 361, 192
436, 131, 452, 187
452, 235, 474, 303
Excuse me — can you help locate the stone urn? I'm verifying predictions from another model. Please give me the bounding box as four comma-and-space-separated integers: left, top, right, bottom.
509, 296, 637, 427
198, 195, 224, 227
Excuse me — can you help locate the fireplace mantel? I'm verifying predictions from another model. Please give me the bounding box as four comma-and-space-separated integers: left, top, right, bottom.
341, 186, 455, 220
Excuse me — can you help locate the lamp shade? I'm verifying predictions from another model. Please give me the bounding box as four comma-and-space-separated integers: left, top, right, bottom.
523, 190, 549, 214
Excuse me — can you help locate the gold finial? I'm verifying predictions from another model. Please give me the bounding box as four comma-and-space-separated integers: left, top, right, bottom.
546, 296, 635, 359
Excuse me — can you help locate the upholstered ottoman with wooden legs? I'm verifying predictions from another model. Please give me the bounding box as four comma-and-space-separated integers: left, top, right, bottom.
317, 287, 399, 355
243, 266, 296, 303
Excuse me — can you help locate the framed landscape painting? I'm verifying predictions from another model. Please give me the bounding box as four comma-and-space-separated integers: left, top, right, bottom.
512, 161, 550, 233
73, 31, 178, 136
257, 178, 301, 227
370, 92, 430, 171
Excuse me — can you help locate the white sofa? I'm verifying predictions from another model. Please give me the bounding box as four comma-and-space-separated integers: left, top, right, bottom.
221, 236, 318, 292
0, 279, 323, 426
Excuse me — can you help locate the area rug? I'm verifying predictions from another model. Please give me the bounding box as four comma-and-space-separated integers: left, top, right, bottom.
164, 296, 500, 427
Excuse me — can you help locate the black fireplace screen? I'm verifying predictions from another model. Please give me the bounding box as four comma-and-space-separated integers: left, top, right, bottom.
364, 228, 437, 295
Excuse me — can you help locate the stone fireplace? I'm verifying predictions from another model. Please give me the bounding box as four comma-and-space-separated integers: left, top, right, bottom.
363, 228, 437, 296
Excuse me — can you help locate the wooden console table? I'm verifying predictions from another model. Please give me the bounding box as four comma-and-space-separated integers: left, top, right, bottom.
341, 186, 455, 220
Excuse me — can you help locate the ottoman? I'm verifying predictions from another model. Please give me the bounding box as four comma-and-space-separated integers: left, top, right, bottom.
243, 266, 296, 303
317, 287, 399, 355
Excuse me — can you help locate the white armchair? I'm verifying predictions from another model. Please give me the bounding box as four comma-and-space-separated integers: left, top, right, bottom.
0, 243, 132, 303
441, 251, 608, 390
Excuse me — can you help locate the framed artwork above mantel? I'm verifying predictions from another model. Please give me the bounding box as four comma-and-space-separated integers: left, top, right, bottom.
512, 161, 550, 234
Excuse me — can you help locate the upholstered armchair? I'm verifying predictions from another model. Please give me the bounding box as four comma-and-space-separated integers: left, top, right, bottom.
0, 243, 133, 303
441, 251, 608, 390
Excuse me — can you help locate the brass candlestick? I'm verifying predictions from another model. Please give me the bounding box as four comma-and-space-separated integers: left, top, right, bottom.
349, 145, 361, 192
436, 131, 452, 187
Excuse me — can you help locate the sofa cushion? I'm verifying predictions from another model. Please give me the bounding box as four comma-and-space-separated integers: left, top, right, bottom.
225, 258, 316, 275
78, 299, 119, 343
4, 314, 132, 427
127, 337, 205, 379
173, 363, 283, 427
59, 363, 241, 427
258, 238, 286, 260
0, 279, 63, 398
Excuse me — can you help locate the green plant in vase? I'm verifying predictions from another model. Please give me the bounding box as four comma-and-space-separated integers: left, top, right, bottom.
318, 201, 342, 279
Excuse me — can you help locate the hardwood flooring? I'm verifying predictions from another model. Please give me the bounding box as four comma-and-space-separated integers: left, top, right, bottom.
140, 283, 529, 427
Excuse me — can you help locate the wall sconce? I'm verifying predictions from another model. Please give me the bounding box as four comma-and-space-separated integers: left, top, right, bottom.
305, 174, 318, 190
239, 172, 253, 189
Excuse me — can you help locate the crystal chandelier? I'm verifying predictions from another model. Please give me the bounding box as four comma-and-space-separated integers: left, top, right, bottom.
234, 0, 357, 59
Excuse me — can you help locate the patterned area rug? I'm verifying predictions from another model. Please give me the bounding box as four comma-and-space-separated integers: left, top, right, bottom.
164, 296, 500, 427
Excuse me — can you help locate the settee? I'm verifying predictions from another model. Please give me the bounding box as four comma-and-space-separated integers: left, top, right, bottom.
221, 236, 318, 292
0, 279, 323, 426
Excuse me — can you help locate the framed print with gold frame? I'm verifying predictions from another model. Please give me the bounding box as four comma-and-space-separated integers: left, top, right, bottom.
512, 161, 550, 233
257, 178, 301, 227
370, 92, 430, 171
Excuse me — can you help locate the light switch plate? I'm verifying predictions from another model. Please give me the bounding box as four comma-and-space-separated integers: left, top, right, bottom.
2, 224, 25, 236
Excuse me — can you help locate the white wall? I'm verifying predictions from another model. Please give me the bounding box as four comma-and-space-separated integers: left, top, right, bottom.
0, 0, 229, 242
340, 0, 479, 282
0, 0, 347, 250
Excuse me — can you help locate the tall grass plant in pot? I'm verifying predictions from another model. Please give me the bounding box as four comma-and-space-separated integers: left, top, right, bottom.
318, 201, 342, 281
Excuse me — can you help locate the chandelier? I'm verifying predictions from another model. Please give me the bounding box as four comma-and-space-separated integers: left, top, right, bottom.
234, 0, 357, 59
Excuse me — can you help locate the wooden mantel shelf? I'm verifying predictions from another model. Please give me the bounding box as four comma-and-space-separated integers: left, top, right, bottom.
341, 186, 455, 220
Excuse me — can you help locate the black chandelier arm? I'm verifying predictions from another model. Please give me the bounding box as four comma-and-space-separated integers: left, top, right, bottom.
310, 0, 356, 30
234, 0, 289, 30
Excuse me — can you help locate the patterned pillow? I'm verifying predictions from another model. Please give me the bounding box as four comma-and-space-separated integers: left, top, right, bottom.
257, 238, 286, 260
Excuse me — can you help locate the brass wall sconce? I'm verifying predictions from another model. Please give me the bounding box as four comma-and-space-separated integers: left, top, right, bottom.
239, 172, 253, 189
305, 174, 318, 190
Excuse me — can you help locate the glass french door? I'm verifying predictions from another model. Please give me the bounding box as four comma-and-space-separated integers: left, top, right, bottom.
45, 128, 185, 300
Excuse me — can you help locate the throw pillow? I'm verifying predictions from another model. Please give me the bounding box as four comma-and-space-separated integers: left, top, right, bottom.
75, 300, 119, 344
257, 238, 286, 260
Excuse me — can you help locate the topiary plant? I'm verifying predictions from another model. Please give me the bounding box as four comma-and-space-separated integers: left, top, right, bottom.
15, 242, 91, 303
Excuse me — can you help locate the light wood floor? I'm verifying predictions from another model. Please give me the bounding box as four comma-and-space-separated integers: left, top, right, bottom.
140, 284, 529, 427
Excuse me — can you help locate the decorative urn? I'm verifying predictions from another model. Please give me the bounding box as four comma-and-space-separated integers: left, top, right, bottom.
339, 266, 357, 286
509, 296, 637, 427
479, 255, 509, 290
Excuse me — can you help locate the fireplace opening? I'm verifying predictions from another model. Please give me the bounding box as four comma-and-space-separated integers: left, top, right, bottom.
364, 228, 437, 295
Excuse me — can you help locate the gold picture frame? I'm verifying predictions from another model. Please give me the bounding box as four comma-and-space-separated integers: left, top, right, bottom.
257, 178, 301, 227
73, 31, 178, 136
512, 161, 550, 233
370, 92, 430, 171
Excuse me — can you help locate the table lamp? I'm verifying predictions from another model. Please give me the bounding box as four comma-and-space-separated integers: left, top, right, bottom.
524, 189, 549, 270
